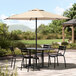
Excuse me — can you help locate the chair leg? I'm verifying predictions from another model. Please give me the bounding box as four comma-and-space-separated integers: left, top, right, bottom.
27, 59, 29, 72
11, 57, 13, 67
33, 59, 35, 71
48, 56, 51, 67
33, 58, 40, 71
38, 59, 40, 70
63, 56, 66, 68
21, 58, 24, 70
26, 59, 27, 67
54, 57, 56, 68
13, 58, 16, 69
50, 57, 51, 65
57, 56, 59, 66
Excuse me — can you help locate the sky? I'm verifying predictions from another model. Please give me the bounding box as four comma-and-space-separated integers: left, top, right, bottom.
0, 0, 76, 29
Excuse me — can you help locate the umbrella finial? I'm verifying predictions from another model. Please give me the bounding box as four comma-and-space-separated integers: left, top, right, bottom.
31, 8, 44, 11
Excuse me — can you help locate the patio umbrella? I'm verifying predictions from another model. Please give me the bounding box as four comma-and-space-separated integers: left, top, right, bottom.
5, 8, 69, 57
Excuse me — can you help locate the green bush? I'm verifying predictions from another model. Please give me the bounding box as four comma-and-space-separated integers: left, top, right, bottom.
0, 65, 17, 76
46, 34, 56, 39
13, 42, 26, 48
56, 34, 62, 39
22, 31, 35, 40
26, 44, 41, 48
51, 42, 59, 49
70, 43, 76, 49
67, 44, 71, 49
14, 48, 21, 55
0, 38, 11, 49
37, 34, 44, 39
0, 48, 7, 57
10, 33, 21, 40
61, 42, 68, 46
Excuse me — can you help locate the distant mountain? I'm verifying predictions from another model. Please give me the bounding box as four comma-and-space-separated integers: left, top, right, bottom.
8, 24, 34, 32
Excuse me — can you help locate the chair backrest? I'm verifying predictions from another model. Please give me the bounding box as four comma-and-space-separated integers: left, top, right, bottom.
43, 44, 51, 48
43, 44, 51, 54
10, 47, 15, 56
20, 48, 29, 57
58, 46, 66, 55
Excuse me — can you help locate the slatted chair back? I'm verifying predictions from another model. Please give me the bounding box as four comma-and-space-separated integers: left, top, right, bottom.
43, 44, 51, 48
20, 48, 29, 57
58, 46, 66, 56
43, 44, 51, 54
10, 47, 16, 56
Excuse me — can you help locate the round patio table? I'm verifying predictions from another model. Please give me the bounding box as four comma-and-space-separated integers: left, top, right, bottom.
24, 47, 53, 67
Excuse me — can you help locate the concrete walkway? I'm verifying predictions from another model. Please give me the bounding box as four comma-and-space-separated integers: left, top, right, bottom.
0, 51, 76, 76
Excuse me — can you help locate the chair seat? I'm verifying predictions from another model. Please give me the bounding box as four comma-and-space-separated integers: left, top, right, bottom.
33, 56, 39, 59
49, 54, 57, 57
23, 55, 33, 58
57, 53, 63, 56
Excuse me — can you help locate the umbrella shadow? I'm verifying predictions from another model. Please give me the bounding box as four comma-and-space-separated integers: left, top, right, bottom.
17, 62, 76, 71
1, 58, 76, 71
38, 62, 76, 70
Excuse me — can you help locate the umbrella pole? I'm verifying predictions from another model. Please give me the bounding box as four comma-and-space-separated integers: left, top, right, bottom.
35, 18, 37, 67
35, 18, 37, 57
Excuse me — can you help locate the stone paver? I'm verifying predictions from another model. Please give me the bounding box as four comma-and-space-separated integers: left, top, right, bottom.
0, 51, 76, 76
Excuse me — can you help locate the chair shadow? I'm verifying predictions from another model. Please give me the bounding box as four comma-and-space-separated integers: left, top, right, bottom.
1, 57, 76, 71
38, 62, 76, 70
17, 62, 76, 71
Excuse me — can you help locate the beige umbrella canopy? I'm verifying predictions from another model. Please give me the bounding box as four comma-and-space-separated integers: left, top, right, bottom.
6, 8, 69, 57
6, 8, 68, 20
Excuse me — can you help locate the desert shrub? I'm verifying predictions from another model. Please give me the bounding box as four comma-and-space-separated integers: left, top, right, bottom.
14, 48, 21, 55
66, 35, 71, 39
13, 42, 26, 48
10, 33, 21, 40
46, 34, 62, 39
37, 33, 44, 39
70, 43, 76, 49
0, 48, 7, 57
5, 48, 21, 56
22, 31, 35, 40
56, 34, 62, 39
5, 50, 12, 56
0, 65, 17, 76
67, 44, 71, 49
46, 34, 56, 39
61, 42, 68, 46
23, 34, 35, 40
26, 44, 41, 48
0, 38, 11, 49
51, 42, 59, 49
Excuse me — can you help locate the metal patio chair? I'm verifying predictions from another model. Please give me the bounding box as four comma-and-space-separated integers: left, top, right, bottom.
10, 47, 16, 69
20, 48, 40, 72
48, 46, 66, 68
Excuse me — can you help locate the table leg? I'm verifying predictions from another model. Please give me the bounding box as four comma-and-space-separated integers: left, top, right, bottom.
29, 50, 31, 66
41, 50, 44, 67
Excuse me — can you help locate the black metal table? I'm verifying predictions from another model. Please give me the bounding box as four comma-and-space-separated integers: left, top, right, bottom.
23, 47, 53, 67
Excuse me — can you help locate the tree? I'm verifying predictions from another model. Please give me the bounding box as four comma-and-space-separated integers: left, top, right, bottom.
49, 20, 66, 34
63, 3, 76, 19
0, 23, 9, 38
11, 30, 23, 35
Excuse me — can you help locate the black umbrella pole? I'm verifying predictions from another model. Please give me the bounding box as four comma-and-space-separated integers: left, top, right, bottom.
35, 18, 38, 68
35, 18, 37, 57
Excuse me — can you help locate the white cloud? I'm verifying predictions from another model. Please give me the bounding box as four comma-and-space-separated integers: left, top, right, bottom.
67, 3, 73, 9
54, 6, 65, 15
54, 2, 73, 15
0, 14, 7, 20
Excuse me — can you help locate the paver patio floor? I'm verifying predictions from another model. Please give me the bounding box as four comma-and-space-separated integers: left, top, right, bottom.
0, 50, 76, 76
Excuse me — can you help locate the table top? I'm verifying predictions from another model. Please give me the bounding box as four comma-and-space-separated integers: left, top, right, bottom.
20, 47, 53, 51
